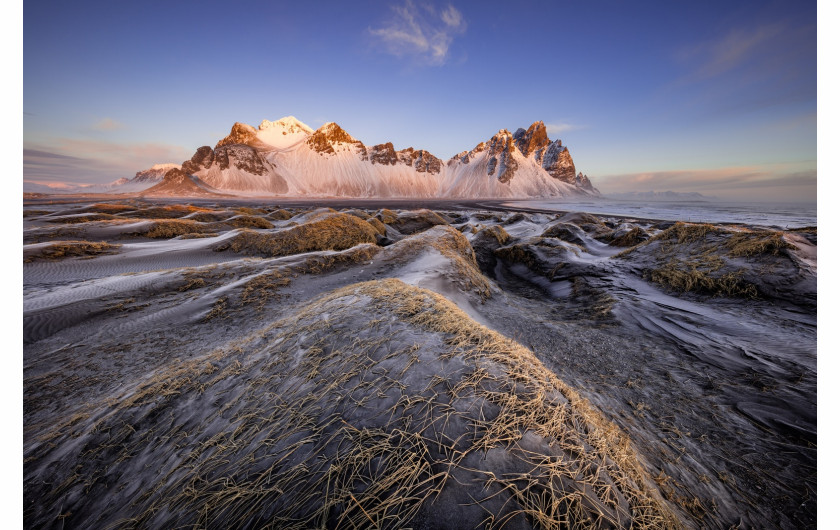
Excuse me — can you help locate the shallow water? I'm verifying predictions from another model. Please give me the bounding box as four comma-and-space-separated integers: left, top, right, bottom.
505, 198, 817, 228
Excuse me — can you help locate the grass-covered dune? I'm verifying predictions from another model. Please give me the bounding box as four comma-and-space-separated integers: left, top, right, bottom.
24, 279, 675, 529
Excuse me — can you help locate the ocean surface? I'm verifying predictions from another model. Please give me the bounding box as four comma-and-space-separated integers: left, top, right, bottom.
504, 198, 817, 228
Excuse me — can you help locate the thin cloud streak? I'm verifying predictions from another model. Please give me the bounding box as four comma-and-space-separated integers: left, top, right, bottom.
545, 122, 580, 135
24, 140, 189, 184
369, 0, 466, 66
596, 165, 816, 202
92, 117, 125, 131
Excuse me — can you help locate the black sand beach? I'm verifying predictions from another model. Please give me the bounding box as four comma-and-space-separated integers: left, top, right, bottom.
23, 199, 816, 528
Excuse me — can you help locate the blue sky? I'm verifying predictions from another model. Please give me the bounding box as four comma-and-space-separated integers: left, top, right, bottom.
23, 0, 817, 201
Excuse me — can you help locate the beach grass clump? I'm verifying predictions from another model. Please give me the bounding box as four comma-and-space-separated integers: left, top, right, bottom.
610, 227, 649, 247
294, 243, 381, 275
223, 215, 274, 229
476, 225, 511, 245
218, 213, 378, 257
388, 226, 492, 299
375, 208, 399, 224
120, 204, 211, 219
239, 269, 291, 310
43, 213, 118, 224
649, 259, 758, 298
494, 243, 539, 270
366, 216, 387, 235
24, 240, 121, 262
187, 211, 233, 222
235, 206, 269, 216
23, 210, 53, 218
80, 203, 137, 214
725, 231, 793, 257
267, 208, 293, 220
136, 219, 209, 239
389, 209, 450, 234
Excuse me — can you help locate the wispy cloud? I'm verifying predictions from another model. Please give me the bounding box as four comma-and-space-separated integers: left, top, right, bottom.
24, 140, 190, 184
598, 165, 816, 201
369, 0, 466, 66
92, 117, 125, 131
545, 122, 580, 135
671, 20, 815, 113
677, 24, 786, 82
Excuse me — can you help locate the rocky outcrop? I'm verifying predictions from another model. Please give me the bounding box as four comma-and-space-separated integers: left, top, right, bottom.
369, 142, 398, 165
398, 148, 442, 174
213, 145, 268, 175
181, 146, 215, 174
180, 144, 269, 178
216, 122, 259, 148
140, 168, 226, 197
576, 172, 596, 192
133, 163, 180, 183
513, 121, 550, 157
486, 130, 519, 184
541, 141, 576, 183
306, 122, 365, 155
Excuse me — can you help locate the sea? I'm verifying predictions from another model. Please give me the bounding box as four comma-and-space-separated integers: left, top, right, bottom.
503, 198, 817, 229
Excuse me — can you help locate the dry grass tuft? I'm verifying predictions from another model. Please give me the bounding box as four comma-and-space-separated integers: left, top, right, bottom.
725, 231, 793, 257
23, 209, 53, 218
267, 208, 292, 220
610, 227, 648, 247
179, 232, 219, 239
376, 208, 399, 224
119, 204, 211, 219
218, 213, 378, 257
136, 219, 210, 239
204, 296, 229, 320
476, 225, 511, 245
24, 240, 121, 262
366, 217, 387, 235
648, 261, 758, 298
44, 213, 118, 224
81, 203, 137, 214
239, 270, 291, 310
223, 215, 274, 229
235, 207, 269, 215
294, 244, 381, 275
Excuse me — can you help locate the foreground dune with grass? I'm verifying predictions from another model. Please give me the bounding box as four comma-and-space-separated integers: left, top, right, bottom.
23, 200, 817, 528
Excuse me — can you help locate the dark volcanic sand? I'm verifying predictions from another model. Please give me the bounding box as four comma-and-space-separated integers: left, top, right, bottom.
23, 199, 816, 529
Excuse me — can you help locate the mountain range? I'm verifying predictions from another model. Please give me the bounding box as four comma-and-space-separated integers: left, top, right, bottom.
26, 117, 599, 198
141, 117, 598, 198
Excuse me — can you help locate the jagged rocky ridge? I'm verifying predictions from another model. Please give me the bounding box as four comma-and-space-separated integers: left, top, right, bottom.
144, 117, 599, 198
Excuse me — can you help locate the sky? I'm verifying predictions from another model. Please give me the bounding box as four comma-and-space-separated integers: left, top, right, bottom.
22, 0, 817, 201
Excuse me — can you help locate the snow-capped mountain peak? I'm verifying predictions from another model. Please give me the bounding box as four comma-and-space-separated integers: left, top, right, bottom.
139, 117, 600, 198
255, 116, 314, 149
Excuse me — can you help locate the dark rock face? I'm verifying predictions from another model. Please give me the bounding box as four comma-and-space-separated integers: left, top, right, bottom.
576, 172, 596, 192
541, 141, 576, 183
216, 123, 258, 148
486, 130, 519, 184
368, 144, 442, 174
163, 167, 190, 184
513, 121, 550, 157
370, 142, 398, 165
306, 122, 365, 155
181, 146, 216, 174
398, 148, 443, 174
213, 145, 268, 175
